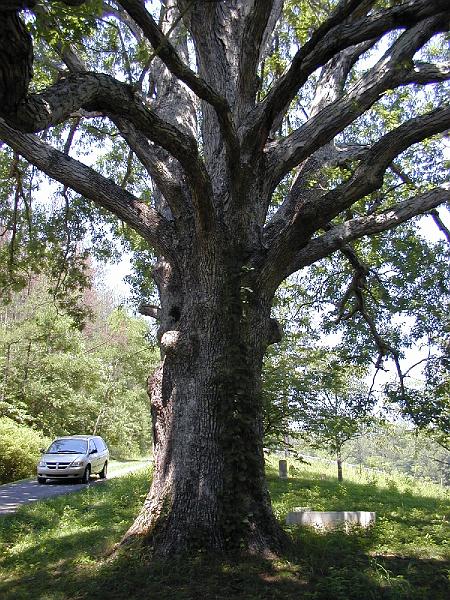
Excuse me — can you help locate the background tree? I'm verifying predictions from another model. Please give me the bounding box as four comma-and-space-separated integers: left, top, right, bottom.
0, 277, 157, 459
262, 341, 377, 482
293, 355, 375, 481
0, 0, 449, 556
262, 336, 308, 448
384, 330, 449, 451
345, 421, 450, 484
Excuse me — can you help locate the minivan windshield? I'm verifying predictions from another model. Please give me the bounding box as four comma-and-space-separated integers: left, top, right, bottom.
46, 439, 87, 454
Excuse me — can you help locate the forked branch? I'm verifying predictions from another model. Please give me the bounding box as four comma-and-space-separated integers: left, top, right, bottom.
273, 105, 450, 255
237, 0, 282, 109
244, 0, 449, 151
267, 17, 449, 187
0, 71, 215, 231
275, 186, 450, 287
117, 0, 239, 155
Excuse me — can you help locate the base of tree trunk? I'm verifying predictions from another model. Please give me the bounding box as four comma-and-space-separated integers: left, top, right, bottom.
117, 500, 290, 559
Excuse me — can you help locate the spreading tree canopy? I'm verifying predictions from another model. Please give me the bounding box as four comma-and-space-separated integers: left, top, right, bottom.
0, 0, 449, 556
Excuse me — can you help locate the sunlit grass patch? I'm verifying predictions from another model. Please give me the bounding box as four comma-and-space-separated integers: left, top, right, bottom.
0, 469, 151, 591
0, 459, 448, 599
267, 455, 449, 561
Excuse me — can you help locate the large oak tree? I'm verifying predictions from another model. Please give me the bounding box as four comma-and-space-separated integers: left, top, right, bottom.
0, 0, 449, 556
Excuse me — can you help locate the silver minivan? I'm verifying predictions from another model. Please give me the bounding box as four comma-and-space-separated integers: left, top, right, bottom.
37, 435, 109, 484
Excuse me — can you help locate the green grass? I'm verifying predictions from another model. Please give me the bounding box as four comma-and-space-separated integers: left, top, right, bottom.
268, 456, 450, 561
107, 457, 151, 476
0, 458, 448, 600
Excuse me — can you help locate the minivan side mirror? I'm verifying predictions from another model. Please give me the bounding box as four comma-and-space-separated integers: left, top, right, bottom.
89, 449, 97, 455
39, 448, 46, 453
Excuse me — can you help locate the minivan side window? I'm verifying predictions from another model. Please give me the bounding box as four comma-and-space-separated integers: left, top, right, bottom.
95, 438, 105, 451
89, 439, 97, 452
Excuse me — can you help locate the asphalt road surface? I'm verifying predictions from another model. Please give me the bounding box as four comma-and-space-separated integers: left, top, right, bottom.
0, 461, 150, 516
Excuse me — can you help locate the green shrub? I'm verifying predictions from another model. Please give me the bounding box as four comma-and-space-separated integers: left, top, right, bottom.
0, 418, 50, 484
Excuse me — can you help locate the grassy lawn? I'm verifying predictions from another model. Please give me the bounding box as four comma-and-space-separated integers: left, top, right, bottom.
107, 458, 151, 477
0, 458, 448, 600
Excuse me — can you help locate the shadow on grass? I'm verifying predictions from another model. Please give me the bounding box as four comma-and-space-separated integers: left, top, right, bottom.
82, 550, 310, 600
2, 532, 448, 600
0, 470, 448, 600
88, 534, 449, 600
287, 527, 449, 600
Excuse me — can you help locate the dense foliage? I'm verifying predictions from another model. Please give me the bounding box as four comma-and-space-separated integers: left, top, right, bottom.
0, 416, 49, 483
0, 276, 158, 470
263, 249, 450, 454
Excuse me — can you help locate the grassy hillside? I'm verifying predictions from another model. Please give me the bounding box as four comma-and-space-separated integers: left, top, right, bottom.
0, 458, 448, 600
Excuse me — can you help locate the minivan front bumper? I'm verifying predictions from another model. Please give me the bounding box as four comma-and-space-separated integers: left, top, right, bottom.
37, 463, 86, 479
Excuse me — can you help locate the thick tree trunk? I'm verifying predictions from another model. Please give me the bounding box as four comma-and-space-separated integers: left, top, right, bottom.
122, 249, 288, 556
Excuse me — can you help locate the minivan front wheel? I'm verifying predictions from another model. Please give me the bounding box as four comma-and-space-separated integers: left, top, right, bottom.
81, 465, 91, 484
37, 476, 46, 484
99, 461, 107, 479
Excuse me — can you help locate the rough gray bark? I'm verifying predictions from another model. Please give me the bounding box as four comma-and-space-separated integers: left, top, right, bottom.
0, 0, 449, 556
0, 8, 33, 111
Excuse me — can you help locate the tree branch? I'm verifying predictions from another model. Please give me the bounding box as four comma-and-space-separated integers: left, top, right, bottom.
258, 105, 450, 294
237, 0, 280, 110
0, 9, 33, 112
117, 0, 239, 156
273, 186, 450, 287
430, 209, 450, 243
102, 2, 144, 43
267, 17, 449, 187
309, 39, 377, 118
332, 143, 372, 165
401, 61, 450, 85
34, 9, 193, 228
139, 303, 161, 319
112, 117, 190, 221
305, 252, 403, 418
244, 0, 449, 151
335, 244, 371, 324
2, 72, 194, 160
0, 118, 177, 261
323, 106, 450, 218
0, 71, 215, 232
259, 0, 284, 62
263, 103, 450, 282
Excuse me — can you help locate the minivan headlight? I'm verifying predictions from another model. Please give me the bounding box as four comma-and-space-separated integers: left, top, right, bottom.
71, 460, 85, 467
38, 460, 45, 467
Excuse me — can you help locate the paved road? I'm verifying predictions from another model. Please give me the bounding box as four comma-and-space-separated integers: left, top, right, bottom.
0, 461, 150, 516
